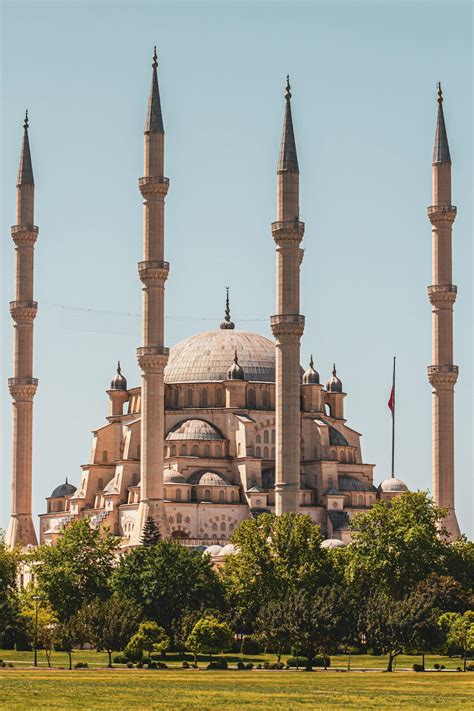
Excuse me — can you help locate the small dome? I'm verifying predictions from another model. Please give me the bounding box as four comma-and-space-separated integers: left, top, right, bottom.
326, 364, 343, 393
321, 538, 346, 549
204, 544, 223, 557
50, 479, 77, 498
303, 355, 320, 385
166, 419, 224, 441
198, 471, 230, 486
220, 543, 238, 556
163, 468, 187, 484
227, 351, 245, 380
378, 477, 408, 493
110, 361, 127, 390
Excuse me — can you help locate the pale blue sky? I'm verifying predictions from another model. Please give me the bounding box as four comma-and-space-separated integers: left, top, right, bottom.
1, 1, 472, 536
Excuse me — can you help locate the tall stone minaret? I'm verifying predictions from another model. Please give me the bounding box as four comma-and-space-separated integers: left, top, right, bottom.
132, 48, 170, 543
427, 83, 460, 541
271, 77, 305, 515
6, 112, 39, 548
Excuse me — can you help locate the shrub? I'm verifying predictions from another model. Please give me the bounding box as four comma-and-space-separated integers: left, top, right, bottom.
7, 663, 13, 668
246, 662, 254, 670
434, 664, 440, 670
314, 656, 330, 668
237, 661, 245, 670
412, 664, 424, 672
440, 665, 446, 670
257, 664, 262, 669
148, 662, 157, 669
113, 654, 129, 664
74, 662, 88, 669
0, 662, 6, 668
241, 636, 263, 655
207, 660, 228, 670
126, 662, 134, 668
182, 661, 190, 669
286, 657, 308, 668
456, 667, 462, 672
466, 663, 474, 672
157, 662, 168, 669
136, 661, 143, 668
270, 662, 284, 670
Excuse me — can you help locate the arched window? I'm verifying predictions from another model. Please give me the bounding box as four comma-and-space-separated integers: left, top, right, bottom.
200, 389, 208, 407
340, 450, 346, 462
204, 444, 210, 456
177, 513, 182, 524
256, 447, 261, 458
181, 444, 187, 455
212, 522, 217, 531
97, 478, 103, 491
171, 445, 176, 456
263, 447, 269, 459
327, 477, 333, 488
271, 447, 275, 459
218, 490, 225, 503
204, 489, 211, 500
271, 429, 276, 444
176, 489, 182, 501
173, 389, 179, 408
231, 490, 235, 502
229, 523, 234, 531
357, 494, 363, 506
263, 431, 269, 444
247, 389, 255, 408
137, 444, 141, 459
187, 389, 193, 406
220, 521, 226, 531
330, 448, 336, 460
262, 390, 269, 408
256, 434, 261, 444
216, 389, 223, 407
215, 444, 221, 457
192, 444, 198, 456
102, 451, 108, 463
132, 472, 138, 485
324, 403, 332, 417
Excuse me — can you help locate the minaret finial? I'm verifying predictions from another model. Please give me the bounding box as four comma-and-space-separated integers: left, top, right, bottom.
285, 75, 291, 101
153, 46, 158, 69
24, 109, 29, 130
437, 81, 443, 104
145, 45, 164, 133
234, 349, 239, 364
220, 286, 235, 329
333, 363, 336, 375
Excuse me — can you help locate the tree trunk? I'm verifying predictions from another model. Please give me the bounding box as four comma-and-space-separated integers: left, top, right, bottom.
421, 653, 425, 672
323, 653, 328, 670
386, 651, 394, 672
68, 652, 72, 671
463, 653, 467, 672
194, 652, 197, 666
347, 653, 351, 672
277, 653, 281, 664
108, 650, 112, 668
305, 646, 314, 672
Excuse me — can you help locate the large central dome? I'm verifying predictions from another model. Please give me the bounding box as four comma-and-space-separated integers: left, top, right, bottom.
164, 329, 276, 383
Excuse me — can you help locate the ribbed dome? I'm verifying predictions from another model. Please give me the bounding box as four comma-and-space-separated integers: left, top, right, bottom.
166, 419, 224, 441
50, 479, 77, 498
164, 329, 276, 383
303, 355, 319, 385
321, 538, 346, 549
227, 351, 245, 380
338, 474, 375, 492
198, 471, 230, 486
326, 364, 343, 393
378, 477, 408, 493
110, 362, 127, 391
163, 468, 187, 484
204, 545, 223, 557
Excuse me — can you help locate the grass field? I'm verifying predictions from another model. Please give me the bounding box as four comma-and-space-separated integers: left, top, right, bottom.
0, 669, 472, 709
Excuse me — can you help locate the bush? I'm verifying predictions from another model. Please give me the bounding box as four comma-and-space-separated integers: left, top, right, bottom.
314, 656, 330, 668
237, 661, 245, 670
246, 662, 254, 670
113, 654, 129, 664
412, 664, 424, 672
157, 662, 168, 669
0, 662, 6, 668
440, 665, 446, 670
207, 660, 228, 670
182, 661, 190, 669
434, 664, 440, 670
466, 663, 474, 672
148, 662, 157, 669
7, 663, 13, 668
126, 662, 134, 668
270, 662, 284, 670
136, 661, 143, 668
240, 636, 263, 655
286, 657, 308, 668
257, 663, 262, 669
262, 661, 270, 669
74, 662, 88, 669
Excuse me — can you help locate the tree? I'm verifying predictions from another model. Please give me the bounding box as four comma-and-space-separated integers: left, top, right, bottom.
19, 590, 57, 667
0, 535, 23, 648
255, 599, 292, 663
346, 492, 450, 599
445, 537, 474, 592
186, 616, 233, 664
438, 611, 474, 671
221, 513, 330, 626
113, 540, 224, 633
81, 594, 141, 667
34, 519, 117, 622
53, 612, 87, 670
141, 517, 161, 546
125, 621, 169, 662
416, 574, 472, 614
363, 590, 443, 672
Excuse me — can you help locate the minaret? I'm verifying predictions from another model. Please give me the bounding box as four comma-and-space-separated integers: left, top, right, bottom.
427, 83, 460, 540
132, 48, 170, 543
270, 77, 305, 514
6, 111, 39, 547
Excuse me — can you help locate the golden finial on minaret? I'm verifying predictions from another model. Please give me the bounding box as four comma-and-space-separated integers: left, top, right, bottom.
437, 81, 443, 104
23, 109, 29, 130
285, 75, 291, 101
152, 46, 158, 69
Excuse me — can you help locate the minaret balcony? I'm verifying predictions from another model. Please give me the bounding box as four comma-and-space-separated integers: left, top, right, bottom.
11, 224, 39, 246
271, 220, 305, 243
8, 377, 38, 400
270, 314, 305, 337
427, 364, 459, 388
427, 205, 457, 224
138, 260, 170, 285
137, 345, 169, 370
139, 176, 169, 198
428, 284, 457, 306
10, 300, 38, 322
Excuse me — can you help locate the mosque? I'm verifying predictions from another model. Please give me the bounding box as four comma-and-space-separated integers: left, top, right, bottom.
5, 51, 461, 551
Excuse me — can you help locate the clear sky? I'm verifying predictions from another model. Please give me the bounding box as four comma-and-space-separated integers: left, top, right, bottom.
1, 1, 472, 537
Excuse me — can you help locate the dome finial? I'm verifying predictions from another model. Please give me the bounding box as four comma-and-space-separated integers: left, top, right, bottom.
326, 363, 342, 392
437, 81, 443, 104
310, 354, 314, 368
333, 363, 337, 376
227, 347, 245, 380
65, 476, 68, 485
117, 361, 122, 374
220, 286, 235, 329
303, 354, 319, 385
110, 361, 127, 390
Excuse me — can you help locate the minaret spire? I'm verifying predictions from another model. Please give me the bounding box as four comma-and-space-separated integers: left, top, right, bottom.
427, 83, 460, 540
220, 286, 235, 329
6, 113, 39, 547
271, 76, 305, 515
133, 48, 170, 544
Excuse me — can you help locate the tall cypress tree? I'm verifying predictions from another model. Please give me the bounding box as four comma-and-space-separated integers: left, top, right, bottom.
141, 516, 161, 546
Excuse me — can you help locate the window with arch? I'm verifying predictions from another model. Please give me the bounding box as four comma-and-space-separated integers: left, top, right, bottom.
200, 389, 208, 407
263, 430, 269, 444
220, 521, 226, 531
171, 445, 176, 456
187, 389, 193, 406
132, 472, 138, 485
271, 447, 275, 459
330, 448, 336, 460
176, 489, 182, 501
181, 444, 187, 455
229, 523, 234, 531
212, 522, 217, 531
204, 489, 211, 500
215, 444, 222, 457
174, 389, 179, 408
327, 477, 334, 487
264, 447, 269, 459
177, 513, 182, 524
204, 444, 210, 457
357, 494, 363, 506
271, 429, 276, 444
102, 451, 108, 463
324, 403, 332, 417
216, 389, 223, 407
262, 390, 269, 408
256, 434, 261, 444
97, 478, 103, 491
256, 446, 261, 458
247, 389, 255, 408
340, 450, 346, 462
218, 490, 225, 503
231, 490, 235, 502
192, 444, 198, 456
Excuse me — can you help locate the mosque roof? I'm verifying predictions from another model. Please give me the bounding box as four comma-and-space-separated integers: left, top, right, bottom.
164, 329, 277, 384
50, 480, 77, 498
197, 471, 231, 486
163, 468, 187, 484
338, 475, 376, 492
165, 419, 224, 441
378, 477, 408, 493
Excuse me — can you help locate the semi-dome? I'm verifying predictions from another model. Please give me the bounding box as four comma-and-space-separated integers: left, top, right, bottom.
50, 479, 77, 498
338, 474, 376, 492
164, 329, 276, 383
321, 538, 346, 549
378, 477, 408, 493
198, 471, 230, 486
163, 468, 187, 484
166, 419, 224, 441
302, 355, 319, 385
110, 362, 127, 391
326, 364, 343, 393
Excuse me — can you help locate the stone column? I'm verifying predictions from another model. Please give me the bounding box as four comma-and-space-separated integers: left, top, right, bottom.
427, 84, 460, 540
6, 112, 38, 547
271, 78, 305, 515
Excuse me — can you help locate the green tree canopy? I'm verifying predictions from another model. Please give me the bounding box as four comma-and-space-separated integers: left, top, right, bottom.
186, 616, 233, 662
0, 533, 22, 647
112, 539, 224, 633
81, 594, 141, 667
125, 621, 169, 662
34, 519, 117, 621
255, 599, 292, 663
19, 589, 57, 666
416, 573, 473, 614
438, 610, 474, 670
140, 517, 161, 546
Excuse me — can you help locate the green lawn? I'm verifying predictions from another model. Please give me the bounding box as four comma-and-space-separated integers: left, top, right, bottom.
0, 648, 467, 671
0, 669, 472, 709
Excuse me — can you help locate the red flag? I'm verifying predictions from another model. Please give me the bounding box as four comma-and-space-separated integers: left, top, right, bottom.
388, 386, 394, 414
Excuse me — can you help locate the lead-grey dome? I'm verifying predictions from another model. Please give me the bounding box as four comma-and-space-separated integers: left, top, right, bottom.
166, 419, 224, 441
326, 364, 343, 393
164, 329, 276, 383
50, 479, 77, 498
378, 477, 408, 493
110, 362, 127, 391
198, 471, 230, 486
303, 355, 319, 385
338, 474, 376, 492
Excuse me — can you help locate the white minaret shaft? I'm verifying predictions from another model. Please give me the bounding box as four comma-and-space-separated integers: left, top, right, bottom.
6, 111, 39, 547
133, 48, 170, 541
427, 83, 460, 541
271, 78, 305, 515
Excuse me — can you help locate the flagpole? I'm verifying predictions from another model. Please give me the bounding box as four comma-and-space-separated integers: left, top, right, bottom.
391, 356, 396, 478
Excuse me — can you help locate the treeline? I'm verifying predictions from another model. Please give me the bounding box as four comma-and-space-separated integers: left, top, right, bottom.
1, 492, 473, 671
